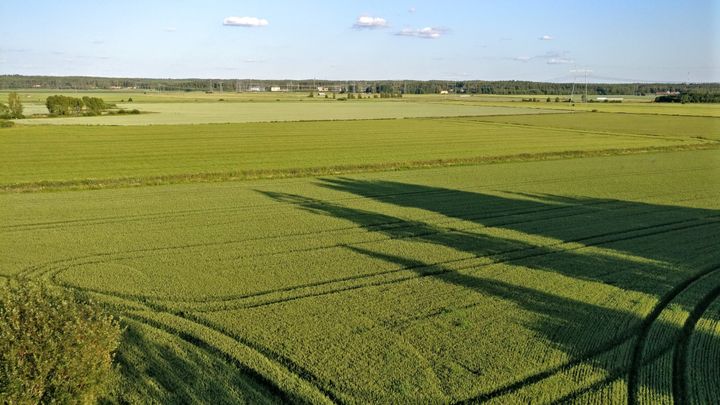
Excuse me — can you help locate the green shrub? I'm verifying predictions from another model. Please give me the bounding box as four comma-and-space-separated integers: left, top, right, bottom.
0, 282, 121, 404
0, 120, 14, 128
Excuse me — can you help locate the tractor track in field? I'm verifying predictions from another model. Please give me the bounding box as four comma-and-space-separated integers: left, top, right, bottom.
44, 278, 341, 404
16, 194, 626, 281
16, 209, 717, 404
23, 201, 715, 309
20, 206, 719, 314
118, 314, 297, 404
184, 214, 720, 312
124, 311, 343, 404
672, 286, 720, 404
460, 262, 720, 404
627, 264, 720, 404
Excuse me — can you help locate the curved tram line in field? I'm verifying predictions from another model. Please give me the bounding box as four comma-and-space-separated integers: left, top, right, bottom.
14, 200, 720, 402
671, 286, 720, 404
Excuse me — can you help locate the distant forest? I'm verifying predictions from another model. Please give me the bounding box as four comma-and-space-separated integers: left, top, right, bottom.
1, 75, 718, 97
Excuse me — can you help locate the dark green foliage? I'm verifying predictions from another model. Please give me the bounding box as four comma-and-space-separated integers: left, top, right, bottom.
0, 282, 121, 404
46, 95, 79, 115
81, 96, 107, 115
47, 95, 109, 116
655, 92, 720, 103
7, 92, 23, 119
0, 93, 23, 119
0, 120, 14, 128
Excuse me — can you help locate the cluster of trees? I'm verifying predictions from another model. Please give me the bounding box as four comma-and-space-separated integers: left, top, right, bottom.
654, 92, 720, 103
0, 92, 23, 119
45, 95, 108, 116
2, 75, 718, 98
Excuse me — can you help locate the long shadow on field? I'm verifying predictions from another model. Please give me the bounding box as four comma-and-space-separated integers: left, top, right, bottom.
261, 180, 720, 402
316, 178, 720, 297
106, 323, 281, 404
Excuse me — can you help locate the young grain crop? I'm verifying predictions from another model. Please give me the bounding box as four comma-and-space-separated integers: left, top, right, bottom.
2, 148, 719, 402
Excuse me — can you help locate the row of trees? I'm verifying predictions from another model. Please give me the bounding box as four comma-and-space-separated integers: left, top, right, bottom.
0, 92, 23, 119
1, 75, 718, 98
45, 95, 108, 116
655, 92, 720, 103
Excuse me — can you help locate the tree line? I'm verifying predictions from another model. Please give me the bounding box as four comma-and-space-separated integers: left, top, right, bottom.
45, 95, 110, 116
1, 75, 718, 98
654, 92, 720, 103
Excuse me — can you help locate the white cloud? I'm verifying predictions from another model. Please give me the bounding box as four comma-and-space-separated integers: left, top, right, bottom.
539, 35, 554, 41
509, 51, 572, 64
396, 27, 446, 39
223, 16, 269, 27
408, 7, 417, 13
164, 27, 177, 32
353, 16, 388, 29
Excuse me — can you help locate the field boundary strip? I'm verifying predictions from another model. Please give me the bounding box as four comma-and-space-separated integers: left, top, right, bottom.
2, 143, 717, 193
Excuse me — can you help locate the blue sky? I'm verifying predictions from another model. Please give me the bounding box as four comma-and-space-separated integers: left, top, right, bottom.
1, 0, 717, 82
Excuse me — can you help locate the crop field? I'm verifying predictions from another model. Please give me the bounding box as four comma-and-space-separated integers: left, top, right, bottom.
1, 98, 719, 403
17, 100, 559, 125
2, 149, 719, 403
2, 113, 717, 190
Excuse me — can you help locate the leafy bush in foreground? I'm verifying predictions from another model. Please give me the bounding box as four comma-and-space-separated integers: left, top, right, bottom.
0, 282, 121, 404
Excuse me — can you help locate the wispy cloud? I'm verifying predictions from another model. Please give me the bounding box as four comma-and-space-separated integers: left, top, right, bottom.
539, 35, 554, 41
408, 7, 417, 13
396, 27, 446, 39
223, 16, 269, 27
164, 27, 177, 32
353, 16, 388, 29
509, 50, 574, 65
547, 57, 574, 65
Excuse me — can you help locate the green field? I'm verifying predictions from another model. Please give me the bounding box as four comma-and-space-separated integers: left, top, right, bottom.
16, 101, 561, 125
1, 113, 716, 190
1, 98, 719, 403
7, 90, 719, 127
